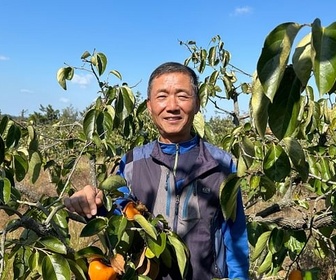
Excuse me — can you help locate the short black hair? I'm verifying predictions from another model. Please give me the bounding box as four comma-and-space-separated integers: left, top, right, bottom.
147, 62, 199, 98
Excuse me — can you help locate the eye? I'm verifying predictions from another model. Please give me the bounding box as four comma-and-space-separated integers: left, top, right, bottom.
156, 94, 167, 100
177, 93, 191, 101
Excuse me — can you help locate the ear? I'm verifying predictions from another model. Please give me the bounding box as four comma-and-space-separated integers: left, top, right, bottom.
146, 99, 152, 115
194, 99, 200, 114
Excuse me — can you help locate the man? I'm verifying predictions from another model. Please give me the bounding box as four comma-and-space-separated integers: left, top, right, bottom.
65, 62, 249, 279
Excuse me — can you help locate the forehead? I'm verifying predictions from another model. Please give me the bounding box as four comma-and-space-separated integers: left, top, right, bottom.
151, 72, 193, 90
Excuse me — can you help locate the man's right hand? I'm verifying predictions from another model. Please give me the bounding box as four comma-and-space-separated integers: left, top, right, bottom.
64, 185, 103, 219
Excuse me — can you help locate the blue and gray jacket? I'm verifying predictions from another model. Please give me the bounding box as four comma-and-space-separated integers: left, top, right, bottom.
117, 136, 249, 280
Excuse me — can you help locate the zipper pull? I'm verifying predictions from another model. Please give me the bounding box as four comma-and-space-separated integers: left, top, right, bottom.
175, 195, 180, 215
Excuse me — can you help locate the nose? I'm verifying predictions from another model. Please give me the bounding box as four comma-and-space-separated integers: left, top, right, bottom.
166, 95, 179, 111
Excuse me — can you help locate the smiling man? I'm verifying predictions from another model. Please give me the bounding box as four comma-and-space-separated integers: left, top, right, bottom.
65, 62, 249, 280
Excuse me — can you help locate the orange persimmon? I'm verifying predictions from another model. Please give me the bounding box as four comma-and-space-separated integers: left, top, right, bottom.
288, 269, 303, 280
88, 258, 117, 280
123, 201, 141, 220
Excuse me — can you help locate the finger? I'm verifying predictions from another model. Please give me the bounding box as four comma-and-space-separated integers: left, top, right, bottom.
64, 197, 75, 212
95, 190, 104, 208
71, 193, 92, 218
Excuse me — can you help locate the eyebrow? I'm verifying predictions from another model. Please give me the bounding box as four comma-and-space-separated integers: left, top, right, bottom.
154, 87, 193, 94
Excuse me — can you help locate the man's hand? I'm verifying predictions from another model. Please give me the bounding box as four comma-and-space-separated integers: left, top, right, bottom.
64, 185, 103, 219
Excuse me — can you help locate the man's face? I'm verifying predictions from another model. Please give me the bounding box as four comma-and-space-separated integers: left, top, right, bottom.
147, 72, 200, 144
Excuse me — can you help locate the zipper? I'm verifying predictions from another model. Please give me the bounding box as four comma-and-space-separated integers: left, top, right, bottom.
172, 143, 179, 231
173, 195, 180, 231
165, 171, 171, 216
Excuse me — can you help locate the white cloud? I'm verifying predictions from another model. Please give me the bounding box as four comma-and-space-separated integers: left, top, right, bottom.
0, 55, 9, 61
20, 89, 34, 93
71, 73, 93, 88
232, 6, 253, 16
60, 97, 70, 104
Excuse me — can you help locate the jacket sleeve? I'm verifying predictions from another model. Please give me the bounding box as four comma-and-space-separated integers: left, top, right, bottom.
223, 189, 249, 279
223, 161, 249, 279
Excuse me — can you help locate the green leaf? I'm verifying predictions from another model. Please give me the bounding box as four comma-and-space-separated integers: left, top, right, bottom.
198, 82, 209, 107
38, 236, 67, 255
237, 136, 255, 176
136, 100, 147, 116
269, 228, 285, 254
257, 22, 302, 101
251, 74, 270, 137
268, 66, 302, 140
80, 51, 91, 60
103, 109, 113, 134
28, 250, 43, 275
167, 233, 189, 279
263, 143, 291, 182
14, 153, 28, 182
249, 175, 260, 190
96, 111, 105, 140
259, 175, 277, 200
282, 137, 309, 181
285, 230, 306, 253
6, 123, 21, 148
106, 104, 116, 122
52, 208, 69, 230
257, 250, 273, 274
115, 89, 127, 122
56, 67, 74, 90
208, 46, 217, 66
67, 259, 87, 280
311, 18, 336, 95
29, 151, 42, 184
92, 52, 107, 76
0, 177, 11, 204
98, 174, 127, 191
134, 214, 157, 240
146, 232, 167, 258
0, 115, 9, 135
219, 174, 241, 221
193, 112, 205, 138
292, 33, 313, 87
160, 246, 172, 269
63, 155, 76, 170
42, 254, 71, 280
75, 246, 104, 260
121, 85, 135, 114
13, 246, 31, 279
83, 108, 96, 140
251, 230, 271, 261
0, 136, 4, 164
80, 216, 108, 237
110, 69, 122, 80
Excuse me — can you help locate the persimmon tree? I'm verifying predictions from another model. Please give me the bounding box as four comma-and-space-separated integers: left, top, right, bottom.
0, 50, 188, 279
0, 18, 335, 280
181, 18, 336, 279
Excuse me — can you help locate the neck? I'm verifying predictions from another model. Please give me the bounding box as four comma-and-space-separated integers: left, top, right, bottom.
158, 134, 194, 144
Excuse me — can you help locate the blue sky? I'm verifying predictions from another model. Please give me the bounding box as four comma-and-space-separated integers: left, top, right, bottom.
0, 1, 335, 118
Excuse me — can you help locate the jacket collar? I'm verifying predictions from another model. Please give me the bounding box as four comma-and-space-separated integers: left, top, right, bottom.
151, 136, 220, 182
158, 135, 198, 155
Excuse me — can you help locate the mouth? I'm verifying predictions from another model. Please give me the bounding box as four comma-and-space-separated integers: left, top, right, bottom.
164, 116, 182, 122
